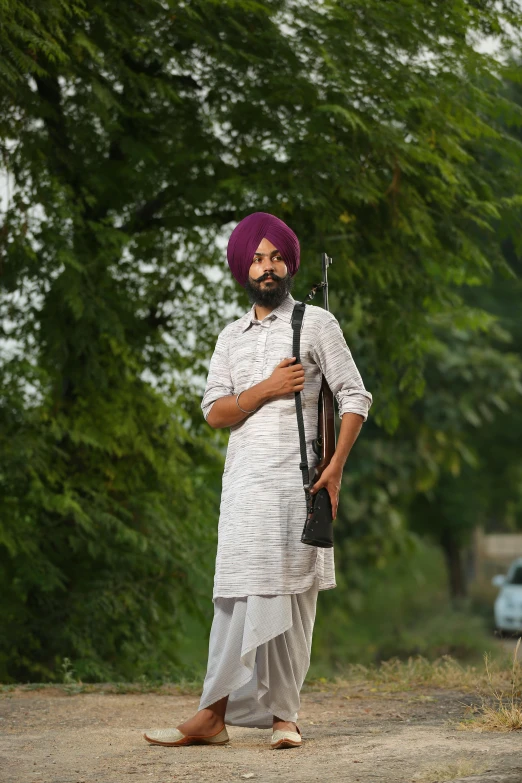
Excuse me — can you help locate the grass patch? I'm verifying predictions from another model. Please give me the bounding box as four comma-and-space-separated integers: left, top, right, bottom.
458, 637, 522, 732
305, 645, 521, 696
412, 757, 489, 782
0, 677, 204, 698
4, 648, 519, 701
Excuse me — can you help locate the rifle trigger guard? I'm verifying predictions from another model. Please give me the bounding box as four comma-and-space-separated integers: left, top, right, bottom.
312, 436, 323, 458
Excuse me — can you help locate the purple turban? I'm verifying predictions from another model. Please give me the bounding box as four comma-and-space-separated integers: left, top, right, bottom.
226, 212, 300, 288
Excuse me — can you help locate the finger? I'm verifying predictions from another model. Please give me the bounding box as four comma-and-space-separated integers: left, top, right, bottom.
279, 357, 296, 366
327, 486, 337, 511
292, 383, 305, 392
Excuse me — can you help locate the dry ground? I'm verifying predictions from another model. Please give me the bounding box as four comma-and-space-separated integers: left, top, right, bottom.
1, 682, 521, 783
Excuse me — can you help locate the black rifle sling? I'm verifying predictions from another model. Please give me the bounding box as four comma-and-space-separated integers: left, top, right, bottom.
291, 302, 311, 491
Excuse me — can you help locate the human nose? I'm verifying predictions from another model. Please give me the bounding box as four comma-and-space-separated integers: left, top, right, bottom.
262, 260, 276, 275
257, 254, 276, 271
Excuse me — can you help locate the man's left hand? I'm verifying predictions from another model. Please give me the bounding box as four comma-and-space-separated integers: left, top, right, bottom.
309, 462, 343, 520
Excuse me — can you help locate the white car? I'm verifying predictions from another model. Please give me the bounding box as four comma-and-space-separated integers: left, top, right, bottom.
492, 558, 522, 635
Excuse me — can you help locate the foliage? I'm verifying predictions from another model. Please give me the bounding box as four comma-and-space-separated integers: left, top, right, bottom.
2, 0, 522, 679
311, 540, 495, 673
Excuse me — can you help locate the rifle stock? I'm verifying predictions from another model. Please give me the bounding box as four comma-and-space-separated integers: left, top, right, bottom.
313, 377, 336, 482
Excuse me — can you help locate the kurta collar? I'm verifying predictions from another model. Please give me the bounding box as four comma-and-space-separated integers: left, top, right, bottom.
240, 293, 297, 333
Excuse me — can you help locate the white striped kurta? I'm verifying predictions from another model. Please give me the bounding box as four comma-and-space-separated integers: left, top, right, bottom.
201, 292, 373, 600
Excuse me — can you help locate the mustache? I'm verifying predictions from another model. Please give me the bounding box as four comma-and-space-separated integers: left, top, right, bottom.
254, 272, 285, 283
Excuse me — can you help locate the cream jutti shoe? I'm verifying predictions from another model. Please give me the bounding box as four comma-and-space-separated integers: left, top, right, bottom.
143, 725, 229, 747
271, 725, 302, 749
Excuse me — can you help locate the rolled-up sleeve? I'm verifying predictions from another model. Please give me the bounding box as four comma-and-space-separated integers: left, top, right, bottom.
201, 328, 234, 421
311, 316, 373, 421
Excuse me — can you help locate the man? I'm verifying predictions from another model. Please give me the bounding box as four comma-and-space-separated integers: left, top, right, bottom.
144, 212, 372, 749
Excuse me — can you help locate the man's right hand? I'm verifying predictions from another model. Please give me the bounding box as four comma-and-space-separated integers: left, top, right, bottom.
206, 358, 304, 428
267, 357, 305, 397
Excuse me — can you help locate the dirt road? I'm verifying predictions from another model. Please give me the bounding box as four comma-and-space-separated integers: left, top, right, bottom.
1, 684, 521, 783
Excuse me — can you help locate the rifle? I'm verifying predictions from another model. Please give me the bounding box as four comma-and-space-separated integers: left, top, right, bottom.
305, 252, 336, 485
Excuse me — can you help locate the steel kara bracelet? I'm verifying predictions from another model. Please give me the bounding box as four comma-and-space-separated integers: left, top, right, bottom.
235, 390, 258, 414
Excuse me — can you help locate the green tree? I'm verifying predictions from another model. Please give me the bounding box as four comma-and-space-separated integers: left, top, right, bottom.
406, 236, 522, 600
2, 0, 522, 679
402, 73, 522, 601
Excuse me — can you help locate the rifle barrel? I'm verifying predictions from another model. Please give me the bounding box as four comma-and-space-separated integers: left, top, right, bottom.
322, 252, 332, 313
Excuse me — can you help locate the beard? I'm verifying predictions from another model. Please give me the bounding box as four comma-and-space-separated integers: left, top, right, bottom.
244, 271, 294, 309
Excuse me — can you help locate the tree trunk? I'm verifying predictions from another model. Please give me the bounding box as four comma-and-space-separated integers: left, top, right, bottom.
440, 529, 467, 602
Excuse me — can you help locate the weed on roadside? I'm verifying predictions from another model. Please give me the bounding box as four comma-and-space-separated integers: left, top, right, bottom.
0, 679, 203, 697
412, 756, 489, 782
458, 637, 522, 732
307, 654, 484, 695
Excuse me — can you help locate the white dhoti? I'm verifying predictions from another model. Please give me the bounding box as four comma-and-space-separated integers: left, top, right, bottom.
198, 579, 319, 728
